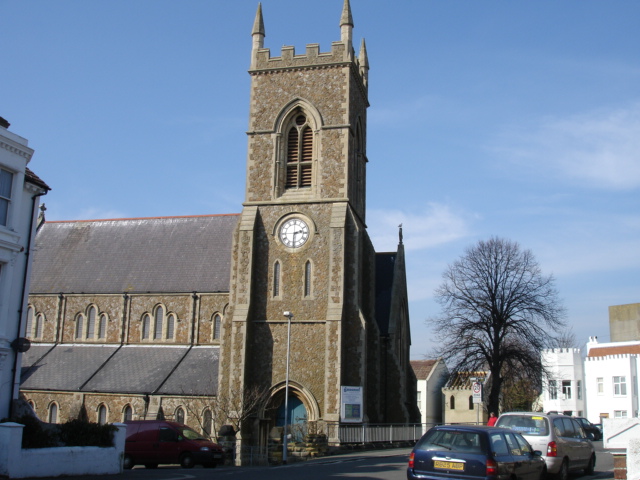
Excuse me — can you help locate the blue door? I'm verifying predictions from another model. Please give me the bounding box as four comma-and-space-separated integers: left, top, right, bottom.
276, 396, 307, 441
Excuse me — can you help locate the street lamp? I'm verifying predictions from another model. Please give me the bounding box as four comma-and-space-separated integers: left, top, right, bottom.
282, 311, 294, 465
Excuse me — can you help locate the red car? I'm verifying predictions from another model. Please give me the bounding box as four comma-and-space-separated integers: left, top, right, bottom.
124, 420, 224, 469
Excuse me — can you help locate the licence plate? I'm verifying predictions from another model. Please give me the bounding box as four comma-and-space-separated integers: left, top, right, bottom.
434, 460, 464, 471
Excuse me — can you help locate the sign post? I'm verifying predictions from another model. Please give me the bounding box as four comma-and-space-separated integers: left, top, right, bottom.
472, 381, 483, 425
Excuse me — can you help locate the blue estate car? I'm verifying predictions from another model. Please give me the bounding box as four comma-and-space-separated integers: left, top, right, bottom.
407, 425, 546, 480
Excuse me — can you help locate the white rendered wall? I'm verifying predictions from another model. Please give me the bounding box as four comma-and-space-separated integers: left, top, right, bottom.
585, 354, 639, 424
541, 348, 585, 415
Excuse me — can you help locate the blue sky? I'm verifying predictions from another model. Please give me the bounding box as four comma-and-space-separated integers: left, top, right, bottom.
3, 1, 639, 359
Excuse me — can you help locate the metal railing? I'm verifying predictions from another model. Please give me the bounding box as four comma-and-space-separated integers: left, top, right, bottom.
326, 422, 432, 444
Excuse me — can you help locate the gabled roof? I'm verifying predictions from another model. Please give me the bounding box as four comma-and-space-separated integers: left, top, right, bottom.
30, 214, 239, 294
411, 359, 438, 380
21, 344, 219, 396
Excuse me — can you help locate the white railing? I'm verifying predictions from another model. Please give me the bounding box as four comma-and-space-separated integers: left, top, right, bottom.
326, 423, 432, 445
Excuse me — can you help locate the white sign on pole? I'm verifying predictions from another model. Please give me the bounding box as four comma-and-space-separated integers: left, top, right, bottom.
472, 381, 483, 404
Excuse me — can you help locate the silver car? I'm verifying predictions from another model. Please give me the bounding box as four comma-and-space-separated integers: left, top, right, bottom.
496, 412, 595, 480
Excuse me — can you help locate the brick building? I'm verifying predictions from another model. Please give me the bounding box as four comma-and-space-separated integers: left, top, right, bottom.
20, 0, 418, 452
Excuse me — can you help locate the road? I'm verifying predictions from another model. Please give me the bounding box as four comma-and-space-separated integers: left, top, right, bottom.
31, 442, 615, 480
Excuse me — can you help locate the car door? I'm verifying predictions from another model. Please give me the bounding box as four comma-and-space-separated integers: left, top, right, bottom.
490, 431, 516, 479
569, 418, 593, 467
505, 432, 537, 480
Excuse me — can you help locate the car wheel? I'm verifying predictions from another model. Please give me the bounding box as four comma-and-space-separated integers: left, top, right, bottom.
180, 453, 195, 469
144, 463, 158, 469
556, 459, 568, 480
123, 455, 134, 470
584, 454, 595, 476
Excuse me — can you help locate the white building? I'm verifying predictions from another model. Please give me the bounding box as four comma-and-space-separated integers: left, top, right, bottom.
541, 348, 585, 416
411, 358, 448, 428
584, 336, 640, 424
0, 117, 49, 420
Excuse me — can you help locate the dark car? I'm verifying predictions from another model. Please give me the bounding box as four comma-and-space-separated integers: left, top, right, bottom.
407, 425, 546, 480
574, 417, 602, 441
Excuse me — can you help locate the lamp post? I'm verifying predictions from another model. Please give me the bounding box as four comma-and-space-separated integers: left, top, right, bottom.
282, 311, 294, 465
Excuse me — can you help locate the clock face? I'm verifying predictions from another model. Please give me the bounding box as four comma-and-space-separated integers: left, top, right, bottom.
279, 218, 310, 248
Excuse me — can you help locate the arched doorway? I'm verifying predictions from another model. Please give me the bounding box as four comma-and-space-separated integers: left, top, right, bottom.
276, 395, 308, 442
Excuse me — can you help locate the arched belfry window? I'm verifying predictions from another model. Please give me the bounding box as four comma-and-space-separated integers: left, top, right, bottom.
285, 114, 313, 189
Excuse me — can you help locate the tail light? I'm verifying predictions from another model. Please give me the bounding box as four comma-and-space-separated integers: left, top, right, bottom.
547, 441, 557, 457
486, 458, 498, 476
408, 452, 415, 469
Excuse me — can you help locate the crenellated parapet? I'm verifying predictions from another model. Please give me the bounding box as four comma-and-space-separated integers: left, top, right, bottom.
250, 0, 368, 89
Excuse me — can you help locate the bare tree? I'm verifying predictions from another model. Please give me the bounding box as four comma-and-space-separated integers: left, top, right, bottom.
429, 237, 565, 415
180, 383, 270, 440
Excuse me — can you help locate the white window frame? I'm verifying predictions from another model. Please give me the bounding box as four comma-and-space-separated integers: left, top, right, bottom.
614, 376, 627, 396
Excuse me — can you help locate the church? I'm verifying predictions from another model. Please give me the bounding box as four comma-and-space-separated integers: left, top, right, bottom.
20, 0, 418, 454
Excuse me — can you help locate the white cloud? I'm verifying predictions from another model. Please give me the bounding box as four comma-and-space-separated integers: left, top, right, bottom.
495, 102, 640, 190
367, 202, 473, 252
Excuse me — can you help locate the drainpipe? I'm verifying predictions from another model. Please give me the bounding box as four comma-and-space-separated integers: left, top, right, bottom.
9, 191, 46, 418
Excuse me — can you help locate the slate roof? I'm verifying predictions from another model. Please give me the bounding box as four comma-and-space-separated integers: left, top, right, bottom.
21, 344, 119, 391
21, 344, 219, 396
30, 214, 239, 294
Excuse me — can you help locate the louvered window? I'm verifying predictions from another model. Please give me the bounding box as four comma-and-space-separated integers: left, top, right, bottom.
285, 115, 313, 189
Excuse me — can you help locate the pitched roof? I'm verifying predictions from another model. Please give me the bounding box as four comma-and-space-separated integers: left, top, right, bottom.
411, 359, 438, 380
30, 214, 239, 294
21, 344, 219, 396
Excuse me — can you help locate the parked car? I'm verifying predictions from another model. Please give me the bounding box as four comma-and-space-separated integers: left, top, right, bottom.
124, 420, 225, 469
495, 412, 595, 480
407, 425, 546, 480
574, 417, 602, 441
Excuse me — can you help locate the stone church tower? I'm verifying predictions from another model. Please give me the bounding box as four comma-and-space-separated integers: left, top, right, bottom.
21, 0, 416, 457
219, 0, 411, 447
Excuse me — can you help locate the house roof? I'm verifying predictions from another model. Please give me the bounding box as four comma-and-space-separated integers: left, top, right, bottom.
21, 344, 219, 396
30, 214, 239, 294
588, 344, 640, 357
444, 371, 488, 390
411, 359, 438, 380
25, 167, 51, 191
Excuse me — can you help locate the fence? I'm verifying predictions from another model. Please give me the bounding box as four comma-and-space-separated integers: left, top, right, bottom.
328, 423, 429, 445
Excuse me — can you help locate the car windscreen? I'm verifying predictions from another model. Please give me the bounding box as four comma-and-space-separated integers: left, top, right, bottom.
179, 426, 208, 441
416, 429, 487, 454
496, 415, 549, 436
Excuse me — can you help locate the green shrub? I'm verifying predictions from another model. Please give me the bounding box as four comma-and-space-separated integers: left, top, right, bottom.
59, 419, 117, 447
